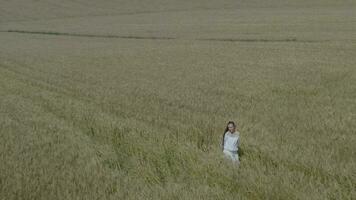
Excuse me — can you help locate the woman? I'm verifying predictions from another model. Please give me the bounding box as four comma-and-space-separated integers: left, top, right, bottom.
221, 121, 240, 165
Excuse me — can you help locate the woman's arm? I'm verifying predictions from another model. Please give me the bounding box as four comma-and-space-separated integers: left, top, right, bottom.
221, 133, 226, 151
236, 134, 240, 149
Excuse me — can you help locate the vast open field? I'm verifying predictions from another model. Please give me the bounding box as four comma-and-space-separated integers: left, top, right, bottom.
0, 0, 355, 199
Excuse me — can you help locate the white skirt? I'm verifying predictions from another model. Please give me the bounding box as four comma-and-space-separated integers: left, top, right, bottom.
223, 149, 240, 164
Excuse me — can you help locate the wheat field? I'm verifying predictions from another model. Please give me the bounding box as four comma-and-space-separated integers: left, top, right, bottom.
0, 0, 355, 199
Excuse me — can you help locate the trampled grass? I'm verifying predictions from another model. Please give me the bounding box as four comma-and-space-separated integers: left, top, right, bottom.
0, 0, 355, 199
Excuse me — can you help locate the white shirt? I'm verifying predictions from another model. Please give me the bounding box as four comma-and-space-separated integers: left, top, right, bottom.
223, 131, 240, 151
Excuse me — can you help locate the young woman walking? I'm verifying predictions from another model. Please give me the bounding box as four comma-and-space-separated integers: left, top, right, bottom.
221, 121, 240, 165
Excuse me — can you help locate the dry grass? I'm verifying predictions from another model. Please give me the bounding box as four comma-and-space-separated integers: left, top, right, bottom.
0, 0, 355, 199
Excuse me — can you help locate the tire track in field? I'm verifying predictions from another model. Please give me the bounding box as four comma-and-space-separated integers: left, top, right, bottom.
0, 72, 127, 184
0, 60, 191, 131
197, 38, 329, 43
1, 62, 353, 194
0, 62, 193, 138
1, 7, 237, 23
0, 63, 159, 174
0, 57, 229, 127
0, 30, 329, 43
0, 63, 141, 125
0, 30, 176, 40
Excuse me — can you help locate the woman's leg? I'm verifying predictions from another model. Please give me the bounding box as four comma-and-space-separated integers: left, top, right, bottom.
223, 150, 240, 167
223, 149, 233, 160
233, 153, 240, 165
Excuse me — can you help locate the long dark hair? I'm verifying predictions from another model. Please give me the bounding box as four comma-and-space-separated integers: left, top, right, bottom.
221, 121, 236, 151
